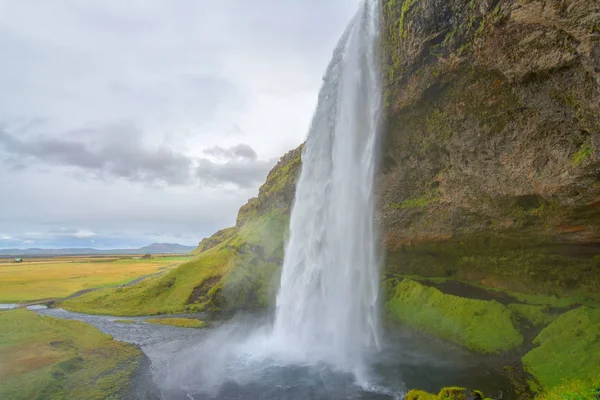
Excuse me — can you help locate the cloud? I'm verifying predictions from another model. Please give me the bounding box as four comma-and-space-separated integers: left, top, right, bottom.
1, 236, 11, 240
204, 144, 258, 161
0, 123, 274, 188
72, 230, 96, 239
0, 122, 194, 186
0, 0, 358, 249
196, 157, 273, 188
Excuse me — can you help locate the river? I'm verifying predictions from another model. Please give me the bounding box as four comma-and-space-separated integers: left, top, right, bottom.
33, 307, 515, 400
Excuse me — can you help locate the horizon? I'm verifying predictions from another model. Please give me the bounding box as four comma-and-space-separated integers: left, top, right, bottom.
0, 242, 196, 251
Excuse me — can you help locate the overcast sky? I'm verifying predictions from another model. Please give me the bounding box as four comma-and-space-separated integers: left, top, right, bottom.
0, 0, 358, 249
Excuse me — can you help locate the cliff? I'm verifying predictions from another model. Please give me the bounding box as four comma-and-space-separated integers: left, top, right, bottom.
380, 0, 600, 305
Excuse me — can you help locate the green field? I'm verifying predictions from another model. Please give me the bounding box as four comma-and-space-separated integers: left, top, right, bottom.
0, 255, 192, 303
0, 309, 142, 400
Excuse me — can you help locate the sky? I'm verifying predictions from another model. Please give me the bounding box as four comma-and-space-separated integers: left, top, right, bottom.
0, 0, 358, 249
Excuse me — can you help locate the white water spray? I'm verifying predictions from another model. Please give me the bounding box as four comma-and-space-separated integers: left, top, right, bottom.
272, 0, 382, 377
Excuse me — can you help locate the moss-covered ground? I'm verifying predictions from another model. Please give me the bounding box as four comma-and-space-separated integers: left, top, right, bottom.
522, 307, 600, 391
61, 212, 288, 316
405, 387, 491, 400
0, 309, 142, 400
508, 304, 556, 327
406, 381, 600, 400
535, 378, 600, 400
144, 318, 206, 328
385, 279, 523, 353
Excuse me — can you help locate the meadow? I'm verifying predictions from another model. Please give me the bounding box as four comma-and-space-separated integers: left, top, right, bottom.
0, 309, 142, 400
0, 255, 192, 303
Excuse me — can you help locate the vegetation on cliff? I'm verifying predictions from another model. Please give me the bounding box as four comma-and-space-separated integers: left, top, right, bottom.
61, 146, 303, 316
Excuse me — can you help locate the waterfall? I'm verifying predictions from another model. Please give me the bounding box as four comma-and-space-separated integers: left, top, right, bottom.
272, 0, 382, 378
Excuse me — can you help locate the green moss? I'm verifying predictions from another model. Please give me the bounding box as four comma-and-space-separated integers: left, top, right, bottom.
508, 304, 556, 326
405, 390, 438, 400
522, 307, 600, 390
144, 318, 206, 328
385, 279, 523, 353
535, 378, 600, 400
570, 140, 593, 167
0, 309, 141, 400
405, 387, 493, 400
391, 188, 441, 209
399, 0, 418, 39
426, 108, 454, 141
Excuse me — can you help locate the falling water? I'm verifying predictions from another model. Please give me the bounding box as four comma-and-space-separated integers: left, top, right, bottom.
272, 0, 382, 378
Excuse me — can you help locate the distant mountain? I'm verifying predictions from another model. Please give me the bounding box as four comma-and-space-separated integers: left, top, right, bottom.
0, 243, 195, 257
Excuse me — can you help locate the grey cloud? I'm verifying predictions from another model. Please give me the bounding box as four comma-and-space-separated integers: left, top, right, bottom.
0, 123, 193, 185
204, 143, 258, 161
0, 0, 357, 249
0, 123, 273, 188
196, 158, 273, 188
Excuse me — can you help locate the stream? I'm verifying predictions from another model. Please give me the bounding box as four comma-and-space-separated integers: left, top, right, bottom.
33, 307, 515, 400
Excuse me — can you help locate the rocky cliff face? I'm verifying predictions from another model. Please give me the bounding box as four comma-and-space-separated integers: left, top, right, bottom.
380, 0, 600, 302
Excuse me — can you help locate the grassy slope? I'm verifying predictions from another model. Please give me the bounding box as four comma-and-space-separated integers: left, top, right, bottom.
522, 307, 600, 390
61, 213, 288, 316
535, 378, 600, 400
507, 304, 556, 327
0, 256, 191, 302
0, 309, 142, 400
385, 279, 523, 353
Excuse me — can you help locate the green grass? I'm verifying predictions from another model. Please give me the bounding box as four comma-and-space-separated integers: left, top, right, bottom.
145, 318, 206, 328
522, 307, 600, 390
114, 320, 138, 325
0, 256, 190, 303
392, 273, 589, 309
385, 279, 523, 353
0, 309, 141, 400
535, 378, 600, 400
508, 303, 556, 326
61, 213, 288, 316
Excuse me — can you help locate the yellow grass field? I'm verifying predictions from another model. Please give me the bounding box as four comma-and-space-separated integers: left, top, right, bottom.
0, 255, 192, 303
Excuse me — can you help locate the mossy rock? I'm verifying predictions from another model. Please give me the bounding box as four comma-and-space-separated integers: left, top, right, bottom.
522, 307, 600, 391
405, 387, 491, 400
385, 279, 523, 353
508, 304, 556, 327
535, 378, 600, 400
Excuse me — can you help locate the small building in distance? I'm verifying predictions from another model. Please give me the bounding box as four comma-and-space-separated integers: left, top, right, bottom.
13, 258, 23, 263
